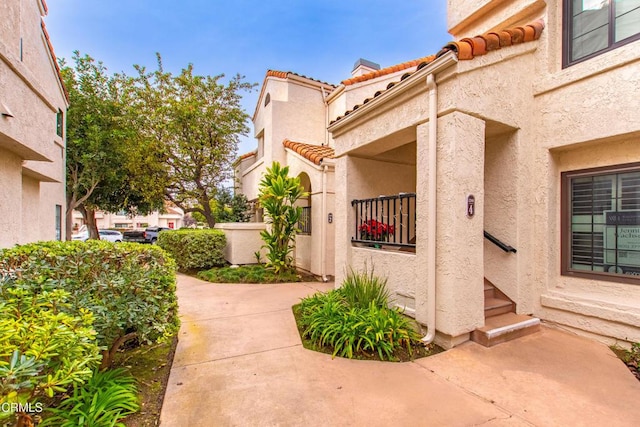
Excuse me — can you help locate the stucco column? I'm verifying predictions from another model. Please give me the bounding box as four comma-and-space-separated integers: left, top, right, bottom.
415, 112, 485, 347
333, 155, 350, 286
0, 149, 23, 248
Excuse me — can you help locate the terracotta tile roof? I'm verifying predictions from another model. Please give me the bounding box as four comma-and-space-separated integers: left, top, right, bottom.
442, 19, 544, 60
41, 19, 69, 103
41, 0, 48, 14
283, 139, 335, 165
341, 56, 436, 86
330, 20, 545, 126
237, 150, 257, 161
265, 70, 336, 88
253, 70, 336, 121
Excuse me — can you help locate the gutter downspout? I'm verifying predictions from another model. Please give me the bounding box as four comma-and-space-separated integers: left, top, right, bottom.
320, 87, 330, 282
320, 163, 329, 282
422, 73, 438, 344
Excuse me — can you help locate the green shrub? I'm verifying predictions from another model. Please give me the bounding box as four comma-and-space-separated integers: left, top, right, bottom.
298, 270, 421, 361
157, 229, 226, 270
0, 241, 179, 369
42, 368, 139, 427
0, 280, 101, 425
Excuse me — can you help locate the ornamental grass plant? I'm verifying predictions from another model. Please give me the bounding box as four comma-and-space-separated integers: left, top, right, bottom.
298, 269, 423, 361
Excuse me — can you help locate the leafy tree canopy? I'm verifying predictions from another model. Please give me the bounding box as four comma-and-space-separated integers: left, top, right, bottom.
131, 55, 256, 228
61, 52, 166, 239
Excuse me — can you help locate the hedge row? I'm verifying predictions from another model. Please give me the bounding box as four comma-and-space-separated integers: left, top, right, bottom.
0, 240, 179, 368
157, 229, 226, 270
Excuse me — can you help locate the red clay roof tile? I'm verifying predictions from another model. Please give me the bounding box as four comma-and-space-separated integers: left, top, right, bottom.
282, 139, 335, 165
484, 33, 501, 51
265, 70, 336, 87
341, 56, 436, 86
40, 19, 69, 103
238, 150, 257, 160
330, 19, 545, 126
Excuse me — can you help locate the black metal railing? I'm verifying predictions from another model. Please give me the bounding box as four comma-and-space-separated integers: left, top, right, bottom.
484, 230, 517, 253
351, 193, 416, 249
298, 206, 311, 235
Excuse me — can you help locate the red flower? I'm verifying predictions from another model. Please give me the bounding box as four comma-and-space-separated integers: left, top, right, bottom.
359, 219, 394, 241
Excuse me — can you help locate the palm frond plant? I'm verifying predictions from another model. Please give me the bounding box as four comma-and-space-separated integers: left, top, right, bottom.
258, 162, 308, 275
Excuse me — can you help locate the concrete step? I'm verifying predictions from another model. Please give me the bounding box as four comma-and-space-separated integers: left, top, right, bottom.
471, 313, 541, 347
484, 283, 494, 300
484, 297, 515, 318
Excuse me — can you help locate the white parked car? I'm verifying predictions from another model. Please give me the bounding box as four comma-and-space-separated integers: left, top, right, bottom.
72, 229, 123, 243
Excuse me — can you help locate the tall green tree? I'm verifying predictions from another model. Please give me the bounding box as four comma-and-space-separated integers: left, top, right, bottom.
258, 162, 307, 274
132, 55, 255, 228
61, 52, 165, 239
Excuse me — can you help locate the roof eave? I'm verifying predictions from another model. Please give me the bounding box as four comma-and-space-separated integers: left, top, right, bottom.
328, 51, 458, 134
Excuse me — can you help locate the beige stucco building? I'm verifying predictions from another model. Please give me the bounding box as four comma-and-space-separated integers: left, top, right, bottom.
237, 59, 439, 279
0, 0, 68, 248
328, 0, 640, 348
71, 205, 184, 232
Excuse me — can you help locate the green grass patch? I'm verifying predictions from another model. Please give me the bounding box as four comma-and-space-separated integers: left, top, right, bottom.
197, 264, 313, 283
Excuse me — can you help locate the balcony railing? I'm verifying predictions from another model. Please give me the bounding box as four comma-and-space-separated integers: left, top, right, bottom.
298, 206, 311, 235
351, 193, 416, 249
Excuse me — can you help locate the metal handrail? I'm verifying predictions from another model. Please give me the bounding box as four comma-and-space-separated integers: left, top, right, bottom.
484, 230, 517, 253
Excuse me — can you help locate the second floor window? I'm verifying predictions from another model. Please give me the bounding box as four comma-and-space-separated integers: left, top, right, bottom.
56, 109, 63, 137
564, 0, 640, 67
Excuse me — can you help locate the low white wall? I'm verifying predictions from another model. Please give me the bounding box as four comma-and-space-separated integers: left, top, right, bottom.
350, 247, 417, 314
295, 234, 312, 272
214, 222, 267, 265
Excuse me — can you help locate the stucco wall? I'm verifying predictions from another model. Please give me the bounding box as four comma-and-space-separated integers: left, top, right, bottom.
21, 175, 40, 243
533, 139, 640, 344
214, 222, 267, 265
0, 0, 67, 247
447, 0, 545, 39
351, 247, 417, 312
286, 152, 335, 277
0, 148, 23, 247
483, 131, 520, 303
427, 113, 486, 338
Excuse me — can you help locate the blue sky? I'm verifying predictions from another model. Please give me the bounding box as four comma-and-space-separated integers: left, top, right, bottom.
46, 0, 451, 154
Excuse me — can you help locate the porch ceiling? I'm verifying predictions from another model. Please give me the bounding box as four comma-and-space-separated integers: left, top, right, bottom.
344, 128, 416, 160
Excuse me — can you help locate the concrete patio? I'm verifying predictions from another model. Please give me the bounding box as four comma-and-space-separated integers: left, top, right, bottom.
160, 274, 640, 426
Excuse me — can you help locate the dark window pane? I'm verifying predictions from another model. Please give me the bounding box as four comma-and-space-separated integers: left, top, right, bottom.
615, 0, 640, 16
573, 5, 609, 35
615, 3, 640, 41
621, 175, 640, 210
572, 24, 609, 60
571, 231, 604, 269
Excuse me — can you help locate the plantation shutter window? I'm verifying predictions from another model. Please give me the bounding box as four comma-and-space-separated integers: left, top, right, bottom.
563, 163, 640, 283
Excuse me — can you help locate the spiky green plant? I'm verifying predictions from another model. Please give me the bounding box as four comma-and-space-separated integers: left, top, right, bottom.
258, 162, 307, 275
298, 268, 421, 361
42, 368, 139, 427
339, 267, 390, 309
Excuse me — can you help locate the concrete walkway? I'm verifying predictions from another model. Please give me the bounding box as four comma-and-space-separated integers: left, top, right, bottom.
160, 274, 640, 427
